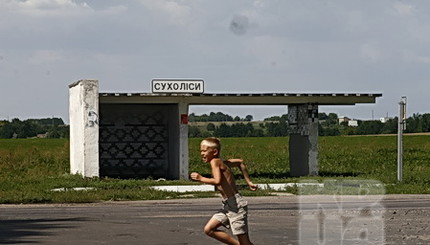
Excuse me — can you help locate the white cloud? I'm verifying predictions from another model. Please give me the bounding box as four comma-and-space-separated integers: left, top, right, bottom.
98, 5, 128, 15
253, 0, 264, 8
403, 51, 430, 64
18, 0, 87, 8
137, 0, 193, 26
2, 0, 93, 17
393, 2, 416, 16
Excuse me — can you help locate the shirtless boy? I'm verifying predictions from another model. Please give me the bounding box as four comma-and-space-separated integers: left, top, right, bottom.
190, 137, 257, 245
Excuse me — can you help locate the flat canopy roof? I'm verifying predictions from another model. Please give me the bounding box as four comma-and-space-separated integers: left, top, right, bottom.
99, 93, 382, 105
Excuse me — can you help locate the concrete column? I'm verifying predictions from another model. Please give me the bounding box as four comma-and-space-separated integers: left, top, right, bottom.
288, 104, 319, 176
178, 102, 189, 180
69, 80, 99, 177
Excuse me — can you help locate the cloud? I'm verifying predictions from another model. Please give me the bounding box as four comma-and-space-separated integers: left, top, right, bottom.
253, 0, 265, 8
403, 51, 430, 64
137, 0, 193, 27
1, 0, 93, 17
97, 5, 128, 15
393, 2, 416, 16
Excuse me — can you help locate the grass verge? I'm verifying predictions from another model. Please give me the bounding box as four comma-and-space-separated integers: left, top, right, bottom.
0, 136, 429, 204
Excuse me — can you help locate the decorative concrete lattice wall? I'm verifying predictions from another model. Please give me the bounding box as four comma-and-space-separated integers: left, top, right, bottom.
99, 104, 173, 178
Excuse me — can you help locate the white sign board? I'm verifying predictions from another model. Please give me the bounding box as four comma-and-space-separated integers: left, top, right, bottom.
152, 79, 204, 94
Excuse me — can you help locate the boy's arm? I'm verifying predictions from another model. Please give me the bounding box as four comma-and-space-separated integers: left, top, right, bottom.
226, 159, 258, 191
190, 160, 222, 185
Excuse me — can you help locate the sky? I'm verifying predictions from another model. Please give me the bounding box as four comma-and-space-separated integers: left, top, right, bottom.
1, 0, 429, 123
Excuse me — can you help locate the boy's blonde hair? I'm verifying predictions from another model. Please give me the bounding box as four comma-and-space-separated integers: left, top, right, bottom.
200, 137, 221, 151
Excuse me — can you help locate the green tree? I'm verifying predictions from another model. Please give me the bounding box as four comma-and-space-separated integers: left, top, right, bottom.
206, 123, 216, 131
0, 122, 14, 138
327, 113, 338, 125
251, 128, 265, 137
280, 114, 289, 121
340, 125, 357, 135
244, 115, 253, 122
214, 123, 232, 137
47, 125, 69, 138
357, 120, 383, 135
265, 120, 288, 137
319, 124, 340, 136
422, 114, 430, 132
405, 113, 424, 133
381, 118, 397, 134
188, 126, 202, 138
199, 114, 209, 122
318, 113, 329, 120
188, 113, 196, 122
264, 116, 280, 121
16, 120, 37, 138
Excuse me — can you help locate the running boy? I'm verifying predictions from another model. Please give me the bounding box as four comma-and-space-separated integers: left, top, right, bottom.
190, 137, 257, 245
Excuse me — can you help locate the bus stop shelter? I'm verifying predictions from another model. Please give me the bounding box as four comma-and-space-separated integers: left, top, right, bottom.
69, 80, 382, 179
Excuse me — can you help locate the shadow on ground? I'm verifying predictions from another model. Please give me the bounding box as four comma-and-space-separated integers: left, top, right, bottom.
0, 217, 91, 244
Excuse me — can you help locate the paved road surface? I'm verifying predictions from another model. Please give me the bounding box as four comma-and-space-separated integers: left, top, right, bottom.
1, 195, 430, 244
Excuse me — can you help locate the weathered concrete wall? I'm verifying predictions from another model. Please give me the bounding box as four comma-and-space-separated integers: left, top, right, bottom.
69, 80, 99, 177
288, 104, 319, 176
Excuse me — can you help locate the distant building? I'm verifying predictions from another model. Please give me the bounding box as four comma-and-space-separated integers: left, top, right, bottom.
348, 120, 358, 127
338, 116, 351, 124
380, 117, 393, 123
338, 116, 358, 127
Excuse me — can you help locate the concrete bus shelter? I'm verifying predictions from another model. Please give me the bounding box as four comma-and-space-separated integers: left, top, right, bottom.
69, 80, 382, 179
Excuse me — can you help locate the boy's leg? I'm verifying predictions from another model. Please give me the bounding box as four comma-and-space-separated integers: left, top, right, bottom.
237, 233, 253, 245
204, 218, 239, 245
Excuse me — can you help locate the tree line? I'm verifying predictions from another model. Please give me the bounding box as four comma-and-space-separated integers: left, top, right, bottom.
319, 113, 430, 136
189, 112, 253, 122
189, 112, 430, 138
0, 118, 69, 139
1, 112, 429, 139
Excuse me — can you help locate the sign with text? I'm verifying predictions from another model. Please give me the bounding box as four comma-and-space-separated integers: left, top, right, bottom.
152, 79, 204, 94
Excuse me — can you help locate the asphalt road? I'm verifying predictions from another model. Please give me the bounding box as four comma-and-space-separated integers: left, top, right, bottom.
1, 195, 430, 245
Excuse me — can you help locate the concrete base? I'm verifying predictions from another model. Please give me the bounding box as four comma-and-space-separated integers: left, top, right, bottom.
289, 135, 318, 176
288, 104, 319, 177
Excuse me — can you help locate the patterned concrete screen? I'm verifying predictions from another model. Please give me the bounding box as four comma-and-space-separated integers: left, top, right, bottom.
99, 104, 179, 179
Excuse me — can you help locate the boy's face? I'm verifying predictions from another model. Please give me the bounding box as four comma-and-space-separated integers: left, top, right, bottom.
200, 144, 218, 163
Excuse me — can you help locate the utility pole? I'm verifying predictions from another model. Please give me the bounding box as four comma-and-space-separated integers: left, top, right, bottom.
397, 96, 407, 182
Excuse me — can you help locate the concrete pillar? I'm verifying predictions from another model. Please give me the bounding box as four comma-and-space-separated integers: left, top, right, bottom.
288, 104, 319, 176
69, 80, 99, 177
178, 102, 189, 180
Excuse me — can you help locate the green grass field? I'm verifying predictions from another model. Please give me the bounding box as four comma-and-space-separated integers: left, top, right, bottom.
0, 136, 429, 203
